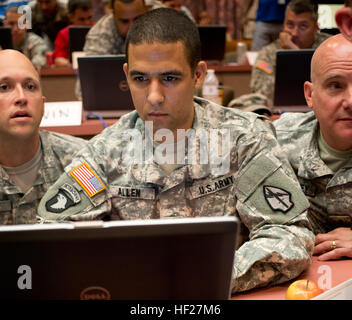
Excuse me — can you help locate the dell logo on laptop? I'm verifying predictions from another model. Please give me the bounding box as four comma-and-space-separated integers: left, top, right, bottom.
80, 286, 111, 300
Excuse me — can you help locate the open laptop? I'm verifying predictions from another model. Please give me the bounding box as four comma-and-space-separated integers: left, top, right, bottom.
68, 26, 91, 62
0, 27, 13, 49
273, 49, 315, 113
78, 55, 134, 118
0, 216, 239, 300
197, 25, 227, 63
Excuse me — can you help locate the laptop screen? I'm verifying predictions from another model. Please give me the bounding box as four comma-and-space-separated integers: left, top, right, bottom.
0, 27, 13, 49
197, 25, 227, 62
78, 55, 134, 117
274, 49, 314, 109
0, 217, 238, 300
68, 26, 91, 62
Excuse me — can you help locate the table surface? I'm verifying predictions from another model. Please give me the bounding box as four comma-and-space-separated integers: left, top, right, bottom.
232, 256, 352, 300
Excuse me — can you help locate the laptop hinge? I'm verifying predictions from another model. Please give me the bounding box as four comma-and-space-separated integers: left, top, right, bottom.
72, 221, 105, 229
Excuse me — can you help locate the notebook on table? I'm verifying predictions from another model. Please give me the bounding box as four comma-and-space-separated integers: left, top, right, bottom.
78, 55, 134, 118
273, 49, 315, 113
0, 216, 239, 300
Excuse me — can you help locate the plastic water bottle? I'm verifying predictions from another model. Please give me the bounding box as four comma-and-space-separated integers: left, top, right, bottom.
202, 69, 219, 104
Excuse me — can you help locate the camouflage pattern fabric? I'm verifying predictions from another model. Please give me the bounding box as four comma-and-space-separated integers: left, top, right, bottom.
83, 13, 126, 56
0, 130, 86, 225
250, 32, 331, 104
14, 32, 49, 70
38, 97, 314, 293
274, 111, 352, 234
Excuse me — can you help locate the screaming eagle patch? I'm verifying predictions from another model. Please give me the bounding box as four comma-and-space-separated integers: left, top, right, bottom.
263, 185, 294, 213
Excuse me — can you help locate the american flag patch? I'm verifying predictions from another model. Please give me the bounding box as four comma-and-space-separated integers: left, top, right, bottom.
256, 60, 273, 74
70, 162, 106, 197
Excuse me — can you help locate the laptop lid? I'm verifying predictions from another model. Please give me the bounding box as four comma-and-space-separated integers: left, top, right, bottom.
68, 26, 91, 62
0, 27, 13, 49
78, 55, 134, 118
0, 217, 238, 300
197, 25, 227, 62
273, 49, 314, 111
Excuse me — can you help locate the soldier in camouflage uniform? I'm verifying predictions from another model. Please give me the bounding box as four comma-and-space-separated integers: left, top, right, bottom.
250, 0, 330, 104
41, 8, 314, 293
29, 0, 69, 51
228, 92, 273, 117
3, 6, 48, 70
274, 34, 352, 261
0, 49, 86, 225
39, 8, 314, 293
83, 0, 164, 55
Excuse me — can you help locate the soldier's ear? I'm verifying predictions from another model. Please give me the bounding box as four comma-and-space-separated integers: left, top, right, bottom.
123, 63, 128, 79
194, 61, 207, 89
336, 8, 352, 42
304, 81, 313, 110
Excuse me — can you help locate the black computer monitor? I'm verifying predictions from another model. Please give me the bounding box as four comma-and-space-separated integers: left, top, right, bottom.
68, 25, 91, 62
197, 25, 227, 62
0, 27, 13, 49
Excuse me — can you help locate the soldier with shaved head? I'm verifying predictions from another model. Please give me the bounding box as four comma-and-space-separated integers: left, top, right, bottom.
0, 50, 86, 224
274, 34, 352, 261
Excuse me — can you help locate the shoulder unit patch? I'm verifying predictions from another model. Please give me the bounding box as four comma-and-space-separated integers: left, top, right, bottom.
263, 185, 294, 213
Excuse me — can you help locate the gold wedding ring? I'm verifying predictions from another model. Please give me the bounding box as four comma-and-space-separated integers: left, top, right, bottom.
331, 240, 337, 250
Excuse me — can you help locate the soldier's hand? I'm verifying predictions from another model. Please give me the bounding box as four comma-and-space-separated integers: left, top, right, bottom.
313, 227, 352, 261
279, 31, 299, 50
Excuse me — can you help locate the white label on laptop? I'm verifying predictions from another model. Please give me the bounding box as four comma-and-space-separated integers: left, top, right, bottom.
40, 101, 82, 127
72, 51, 86, 70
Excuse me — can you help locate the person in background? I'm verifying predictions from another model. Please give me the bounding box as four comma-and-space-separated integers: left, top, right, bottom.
273, 34, 352, 261
335, 0, 352, 42
250, 0, 330, 105
83, 0, 163, 56
38, 8, 314, 294
251, 0, 290, 51
197, 10, 211, 25
0, 49, 86, 225
160, 0, 193, 21
29, 0, 70, 51
0, 0, 28, 22
53, 0, 94, 67
3, 5, 48, 70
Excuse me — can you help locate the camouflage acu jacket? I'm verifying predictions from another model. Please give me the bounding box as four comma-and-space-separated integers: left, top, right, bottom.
38, 97, 314, 293
250, 32, 331, 103
274, 111, 352, 234
0, 130, 86, 225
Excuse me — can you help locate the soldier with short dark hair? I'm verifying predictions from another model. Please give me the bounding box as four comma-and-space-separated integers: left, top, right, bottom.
39, 8, 314, 294
250, 0, 330, 105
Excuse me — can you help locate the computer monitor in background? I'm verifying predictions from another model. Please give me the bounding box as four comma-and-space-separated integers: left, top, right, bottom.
0, 27, 13, 49
197, 25, 227, 63
78, 55, 134, 118
68, 26, 91, 62
273, 49, 314, 112
318, 1, 344, 35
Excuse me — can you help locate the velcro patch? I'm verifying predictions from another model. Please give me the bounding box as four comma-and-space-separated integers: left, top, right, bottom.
70, 162, 106, 197
189, 174, 235, 200
59, 183, 81, 204
256, 60, 273, 74
45, 190, 75, 213
110, 186, 156, 200
0, 200, 11, 212
263, 185, 294, 213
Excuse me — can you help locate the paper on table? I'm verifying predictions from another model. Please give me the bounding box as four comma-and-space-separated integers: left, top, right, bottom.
40, 101, 83, 127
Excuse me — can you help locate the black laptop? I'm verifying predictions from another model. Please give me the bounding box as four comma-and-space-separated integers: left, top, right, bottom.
273, 49, 315, 112
0, 217, 239, 300
0, 27, 13, 49
197, 25, 227, 62
78, 55, 134, 118
68, 26, 91, 62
